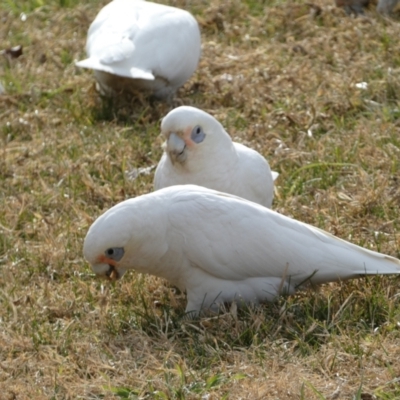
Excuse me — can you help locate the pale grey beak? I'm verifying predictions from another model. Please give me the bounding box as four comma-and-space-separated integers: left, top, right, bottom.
167, 132, 187, 163
91, 263, 127, 281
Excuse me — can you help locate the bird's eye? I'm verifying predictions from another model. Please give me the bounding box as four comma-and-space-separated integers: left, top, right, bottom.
191, 125, 205, 144
105, 247, 124, 261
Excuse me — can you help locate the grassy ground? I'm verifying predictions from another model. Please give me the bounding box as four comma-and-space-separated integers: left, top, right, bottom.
1, 0, 400, 398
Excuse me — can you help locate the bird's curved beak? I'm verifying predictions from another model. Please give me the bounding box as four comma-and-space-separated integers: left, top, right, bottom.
167, 132, 187, 163
91, 262, 125, 281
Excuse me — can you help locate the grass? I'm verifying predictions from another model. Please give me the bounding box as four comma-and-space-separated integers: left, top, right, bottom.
1, 0, 400, 398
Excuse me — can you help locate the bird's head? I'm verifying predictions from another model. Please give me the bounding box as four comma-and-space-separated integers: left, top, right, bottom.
160, 106, 232, 168
83, 202, 133, 281
83, 195, 168, 281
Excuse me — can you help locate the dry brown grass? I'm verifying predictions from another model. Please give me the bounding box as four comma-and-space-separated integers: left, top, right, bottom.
1, 0, 400, 398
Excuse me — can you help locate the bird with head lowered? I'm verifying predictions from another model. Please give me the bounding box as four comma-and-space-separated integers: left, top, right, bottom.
83, 185, 400, 316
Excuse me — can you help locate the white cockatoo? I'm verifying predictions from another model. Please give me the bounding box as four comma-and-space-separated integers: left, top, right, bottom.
83, 185, 400, 315
75, 0, 201, 98
154, 106, 279, 208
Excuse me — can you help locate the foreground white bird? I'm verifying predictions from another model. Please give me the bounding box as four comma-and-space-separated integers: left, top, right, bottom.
83, 185, 400, 315
154, 106, 279, 208
76, 0, 201, 98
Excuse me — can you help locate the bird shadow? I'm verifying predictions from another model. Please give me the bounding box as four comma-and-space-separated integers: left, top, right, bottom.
86, 84, 180, 127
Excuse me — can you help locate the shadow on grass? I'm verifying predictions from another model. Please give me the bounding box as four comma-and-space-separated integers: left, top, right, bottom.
99, 275, 400, 370
89, 91, 170, 127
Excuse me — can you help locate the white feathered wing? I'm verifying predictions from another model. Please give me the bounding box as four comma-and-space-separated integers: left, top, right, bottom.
163, 187, 399, 312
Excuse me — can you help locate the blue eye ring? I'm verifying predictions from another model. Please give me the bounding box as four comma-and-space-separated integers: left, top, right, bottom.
105, 247, 125, 261
191, 125, 206, 144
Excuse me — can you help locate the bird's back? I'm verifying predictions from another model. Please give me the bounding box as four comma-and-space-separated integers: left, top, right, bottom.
163, 186, 400, 285
76, 0, 201, 96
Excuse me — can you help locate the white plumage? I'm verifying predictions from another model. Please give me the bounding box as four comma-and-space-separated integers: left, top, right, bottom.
154, 106, 278, 208
83, 185, 400, 315
76, 0, 201, 98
